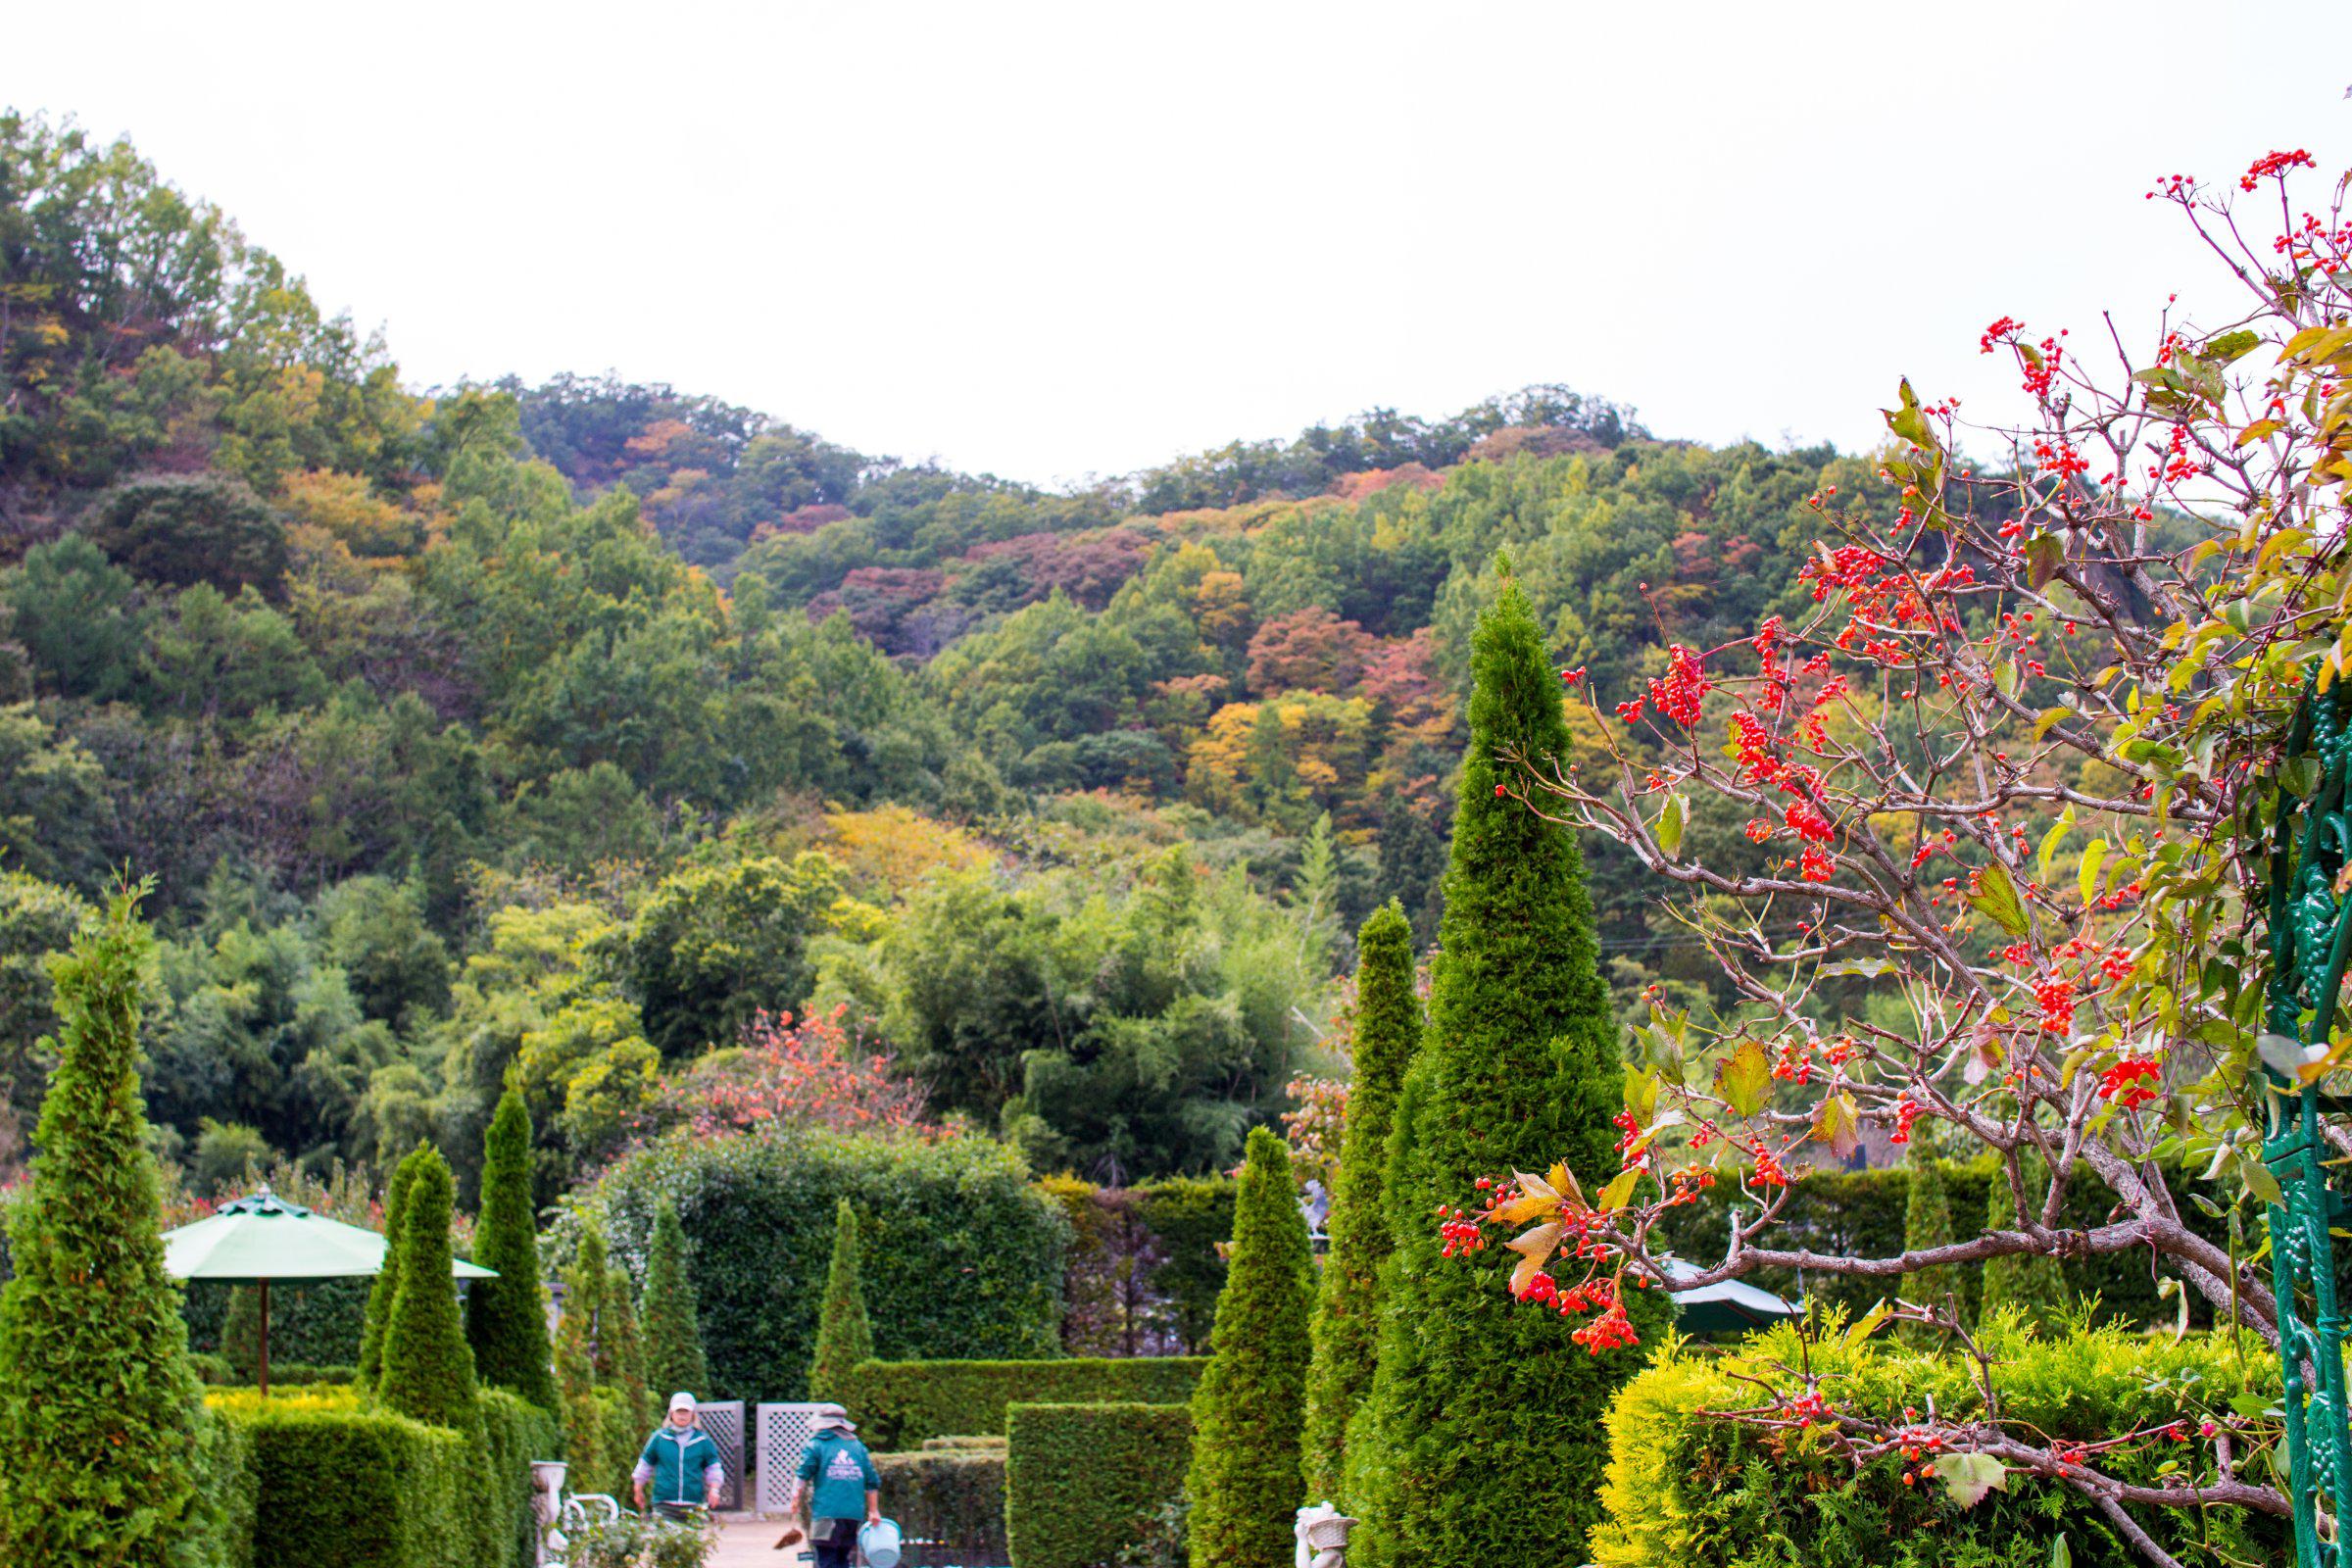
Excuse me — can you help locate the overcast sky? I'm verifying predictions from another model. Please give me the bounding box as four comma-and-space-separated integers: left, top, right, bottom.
8, 4, 2349, 487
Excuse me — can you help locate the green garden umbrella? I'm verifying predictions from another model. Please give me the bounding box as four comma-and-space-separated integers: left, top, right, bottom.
1659, 1255, 1803, 1336
161, 1187, 495, 1395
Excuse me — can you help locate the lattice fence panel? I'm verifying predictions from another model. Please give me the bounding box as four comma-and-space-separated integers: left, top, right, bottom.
698, 1400, 745, 1511
756, 1402, 828, 1515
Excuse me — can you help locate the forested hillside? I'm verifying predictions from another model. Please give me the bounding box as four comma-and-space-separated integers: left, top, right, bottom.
0, 111, 1881, 1195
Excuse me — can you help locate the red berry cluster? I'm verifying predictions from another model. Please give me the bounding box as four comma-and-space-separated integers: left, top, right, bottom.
2097, 1056, 2162, 1108
1889, 1096, 1922, 1146
1645, 644, 1712, 727
1571, 1300, 1639, 1354
2241, 149, 2314, 190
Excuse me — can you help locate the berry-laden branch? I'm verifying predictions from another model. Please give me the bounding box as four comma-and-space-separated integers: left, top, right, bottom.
1454, 149, 2349, 1559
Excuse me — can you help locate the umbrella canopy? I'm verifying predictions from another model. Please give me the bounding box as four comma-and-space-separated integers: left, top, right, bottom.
163, 1189, 496, 1283
1658, 1255, 1802, 1336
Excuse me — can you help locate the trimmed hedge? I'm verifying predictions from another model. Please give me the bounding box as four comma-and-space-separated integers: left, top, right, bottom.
875, 1449, 1007, 1562
1005, 1402, 1193, 1568
189, 1353, 358, 1387
201, 1385, 557, 1568
1592, 1321, 2288, 1567
586, 1129, 1069, 1400
841, 1356, 1207, 1450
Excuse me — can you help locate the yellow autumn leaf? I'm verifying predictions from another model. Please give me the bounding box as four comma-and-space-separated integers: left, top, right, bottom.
1494, 1191, 1559, 1226
1504, 1221, 1562, 1264
1597, 1166, 1641, 1213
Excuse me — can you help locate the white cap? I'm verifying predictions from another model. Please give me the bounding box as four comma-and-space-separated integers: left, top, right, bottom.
668, 1392, 697, 1413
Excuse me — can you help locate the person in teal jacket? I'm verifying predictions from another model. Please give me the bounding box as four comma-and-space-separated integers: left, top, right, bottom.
785, 1405, 879, 1568
633, 1392, 725, 1519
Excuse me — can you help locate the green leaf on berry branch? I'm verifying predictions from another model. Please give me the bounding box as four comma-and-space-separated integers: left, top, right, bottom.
1716, 1040, 1772, 1118
1931, 1451, 2008, 1509
1970, 858, 2031, 937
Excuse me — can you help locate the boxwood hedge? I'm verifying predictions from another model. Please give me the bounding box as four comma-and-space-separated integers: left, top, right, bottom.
841, 1355, 1206, 1449
1592, 1320, 2289, 1567
581, 1129, 1069, 1401
199, 1385, 557, 1568
1005, 1402, 1193, 1568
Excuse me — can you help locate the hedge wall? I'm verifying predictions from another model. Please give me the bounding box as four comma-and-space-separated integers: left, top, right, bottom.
874, 1449, 1006, 1562
842, 1356, 1206, 1451
189, 1354, 358, 1388
584, 1129, 1069, 1400
1648, 1160, 2234, 1328
1592, 1322, 2288, 1567
1048, 1177, 1240, 1356
1005, 1402, 1193, 1568
183, 1277, 369, 1367
200, 1385, 558, 1568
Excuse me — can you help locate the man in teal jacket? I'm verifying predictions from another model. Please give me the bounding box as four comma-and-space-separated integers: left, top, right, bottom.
633, 1392, 724, 1520
784, 1405, 879, 1568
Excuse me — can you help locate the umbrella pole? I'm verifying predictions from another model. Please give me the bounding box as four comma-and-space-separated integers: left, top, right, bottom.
259, 1279, 270, 1398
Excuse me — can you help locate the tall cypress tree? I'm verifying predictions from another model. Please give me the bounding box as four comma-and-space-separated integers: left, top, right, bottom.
466, 1089, 558, 1410
1184, 1125, 1315, 1568
555, 1226, 613, 1494
1352, 576, 1655, 1567
358, 1145, 422, 1384
1900, 1156, 1964, 1337
1301, 900, 1421, 1501
376, 1146, 484, 1433
642, 1196, 710, 1397
807, 1198, 873, 1402
0, 891, 206, 1565
1982, 1158, 2069, 1327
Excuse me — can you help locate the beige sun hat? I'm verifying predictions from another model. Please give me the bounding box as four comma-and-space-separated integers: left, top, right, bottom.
811, 1403, 857, 1433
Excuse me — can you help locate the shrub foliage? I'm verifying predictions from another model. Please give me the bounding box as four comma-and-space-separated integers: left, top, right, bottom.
641, 1195, 710, 1398
840, 1355, 1206, 1450
467, 1089, 559, 1410
1006, 1401, 1194, 1568
808, 1198, 874, 1402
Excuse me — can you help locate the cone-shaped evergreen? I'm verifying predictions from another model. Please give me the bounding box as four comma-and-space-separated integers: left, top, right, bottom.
1184, 1126, 1314, 1568
376, 1146, 485, 1433
358, 1146, 421, 1384
1981, 1160, 2069, 1327
1352, 576, 1657, 1568
0, 891, 206, 1564
1900, 1156, 1964, 1336
1301, 900, 1420, 1501
466, 1089, 559, 1410
642, 1196, 710, 1397
555, 1226, 613, 1493
601, 1257, 655, 1434
807, 1198, 874, 1402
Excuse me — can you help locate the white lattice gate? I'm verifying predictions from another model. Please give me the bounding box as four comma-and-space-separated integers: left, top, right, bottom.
756, 1402, 828, 1515
698, 1400, 746, 1511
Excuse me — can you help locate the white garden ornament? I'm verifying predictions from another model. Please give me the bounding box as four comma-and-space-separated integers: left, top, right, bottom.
1293, 1502, 1356, 1568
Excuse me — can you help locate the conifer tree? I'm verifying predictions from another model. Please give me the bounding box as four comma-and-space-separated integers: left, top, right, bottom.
601, 1256, 655, 1434
1351, 576, 1657, 1568
377, 1145, 485, 1434
1185, 1125, 1314, 1568
0, 891, 206, 1565
1981, 1159, 2069, 1327
807, 1198, 873, 1401
467, 1088, 559, 1410
642, 1196, 710, 1397
1899, 1156, 1963, 1326
1301, 900, 1420, 1501
555, 1226, 613, 1493
358, 1145, 422, 1384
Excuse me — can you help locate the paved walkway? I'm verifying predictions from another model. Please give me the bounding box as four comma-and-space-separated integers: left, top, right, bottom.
708, 1512, 799, 1568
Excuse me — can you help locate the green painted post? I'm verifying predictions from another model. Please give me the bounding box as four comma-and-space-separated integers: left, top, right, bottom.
2263, 680, 2352, 1568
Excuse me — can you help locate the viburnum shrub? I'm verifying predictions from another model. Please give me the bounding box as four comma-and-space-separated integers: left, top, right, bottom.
1448, 151, 2352, 1560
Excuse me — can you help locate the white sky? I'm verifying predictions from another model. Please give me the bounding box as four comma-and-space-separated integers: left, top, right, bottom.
7, 3, 2349, 488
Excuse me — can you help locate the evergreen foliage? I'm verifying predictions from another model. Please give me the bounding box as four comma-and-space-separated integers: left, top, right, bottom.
376, 1145, 486, 1437
1183, 1126, 1314, 1568
0, 889, 207, 1565
1302, 900, 1420, 1501
358, 1148, 421, 1386
555, 1224, 613, 1493
808, 1198, 875, 1402
1981, 1159, 2070, 1327
1898, 1157, 1963, 1335
221, 1282, 265, 1380
641, 1195, 710, 1397
467, 1088, 559, 1410
1351, 576, 1657, 1568
599, 1256, 655, 1435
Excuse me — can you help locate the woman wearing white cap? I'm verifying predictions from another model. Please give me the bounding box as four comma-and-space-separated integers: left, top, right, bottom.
634, 1392, 725, 1520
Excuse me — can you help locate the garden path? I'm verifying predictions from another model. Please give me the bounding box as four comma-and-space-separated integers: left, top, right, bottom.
706, 1512, 797, 1568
